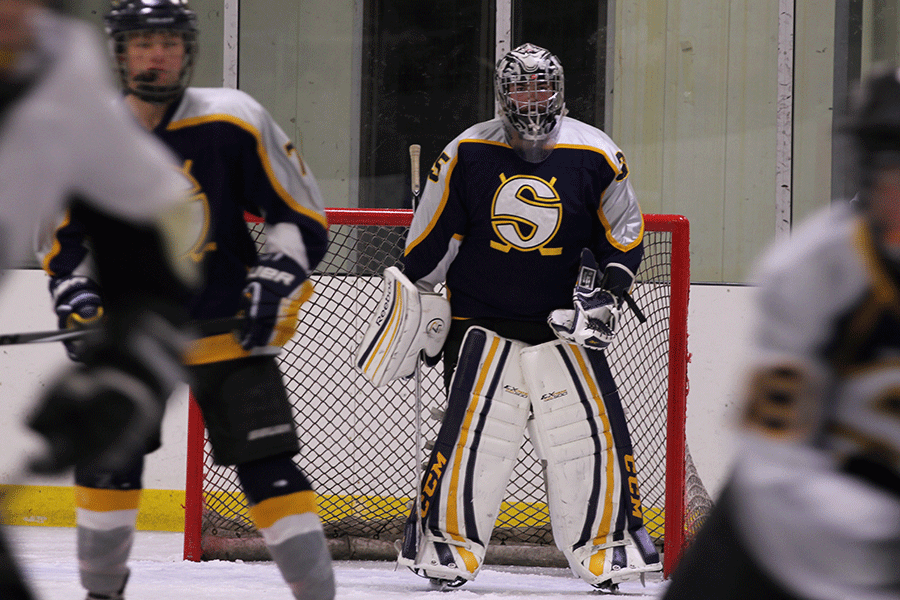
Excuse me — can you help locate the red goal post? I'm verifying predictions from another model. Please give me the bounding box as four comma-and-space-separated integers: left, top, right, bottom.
183, 209, 704, 577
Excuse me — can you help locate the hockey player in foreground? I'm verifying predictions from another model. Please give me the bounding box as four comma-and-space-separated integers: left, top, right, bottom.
663, 66, 900, 600
0, 1, 199, 598
356, 43, 661, 591
38, 1, 335, 599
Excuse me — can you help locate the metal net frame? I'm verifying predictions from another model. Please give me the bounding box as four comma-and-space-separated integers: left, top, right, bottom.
183, 209, 705, 577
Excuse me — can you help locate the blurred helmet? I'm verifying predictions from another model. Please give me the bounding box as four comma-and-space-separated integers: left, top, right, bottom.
847, 65, 900, 259
495, 43, 565, 163
104, 0, 198, 103
848, 64, 900, 173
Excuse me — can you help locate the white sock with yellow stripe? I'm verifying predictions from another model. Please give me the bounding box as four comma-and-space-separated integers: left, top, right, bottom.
75, 486, 140, 598
248, 490, 335, 600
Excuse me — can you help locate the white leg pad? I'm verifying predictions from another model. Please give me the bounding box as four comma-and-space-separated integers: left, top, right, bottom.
398, 326, 531, 582
521, 340, 661, 587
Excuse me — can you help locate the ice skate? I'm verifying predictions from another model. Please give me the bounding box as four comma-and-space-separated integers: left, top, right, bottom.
428, 576, 468, 590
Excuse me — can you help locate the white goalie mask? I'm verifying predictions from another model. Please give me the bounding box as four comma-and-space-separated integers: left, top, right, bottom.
495, 43, 565, 163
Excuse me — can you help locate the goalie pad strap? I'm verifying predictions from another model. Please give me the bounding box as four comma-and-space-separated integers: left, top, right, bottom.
355, 267, 450, 387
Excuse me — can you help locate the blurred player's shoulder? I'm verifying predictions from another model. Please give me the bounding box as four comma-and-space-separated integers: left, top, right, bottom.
749, 202, 868, 337
169, 87, 271, 129
16, 10, 121, 119
753, 202, 859, 283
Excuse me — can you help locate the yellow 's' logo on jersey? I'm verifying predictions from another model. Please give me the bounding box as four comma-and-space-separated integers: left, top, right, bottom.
490, 174, 562, 255
178, 160, 216, 263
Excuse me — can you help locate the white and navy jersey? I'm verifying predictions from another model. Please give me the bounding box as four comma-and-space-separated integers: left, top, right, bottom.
732, 202, 900, 600
2, 11, 188, 270
41, 87, 328, 362
402, 117, 643, 322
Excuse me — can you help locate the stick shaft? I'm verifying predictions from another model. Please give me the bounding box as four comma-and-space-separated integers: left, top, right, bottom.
0, 316, 245, 347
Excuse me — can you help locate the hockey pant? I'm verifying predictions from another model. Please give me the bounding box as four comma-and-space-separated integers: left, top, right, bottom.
521, 340, 660, 586
399, 327, 659, 586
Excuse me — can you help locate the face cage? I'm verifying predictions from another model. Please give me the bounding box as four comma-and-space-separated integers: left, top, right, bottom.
111, 30, 197, 104
497, 73, 564, 140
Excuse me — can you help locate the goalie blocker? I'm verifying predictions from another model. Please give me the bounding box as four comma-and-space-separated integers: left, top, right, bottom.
355, 267, 450, 387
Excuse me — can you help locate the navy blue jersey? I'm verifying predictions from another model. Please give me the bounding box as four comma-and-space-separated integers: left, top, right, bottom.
402, 117, 643, 322
40, 87, 328, 362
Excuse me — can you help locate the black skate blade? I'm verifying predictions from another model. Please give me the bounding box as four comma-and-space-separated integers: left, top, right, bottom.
429, 577, 466, 591
592, 580, 619, 594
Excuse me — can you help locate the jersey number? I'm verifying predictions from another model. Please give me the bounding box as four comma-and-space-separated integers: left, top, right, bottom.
742, 365, 812, 440
428, 152, 451, 183
615, 151, 629, 182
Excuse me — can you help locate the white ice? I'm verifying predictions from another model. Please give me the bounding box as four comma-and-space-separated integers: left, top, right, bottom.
9, 526, 669, 599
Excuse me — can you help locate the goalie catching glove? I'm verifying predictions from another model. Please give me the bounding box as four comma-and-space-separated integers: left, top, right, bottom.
548, 248, 635, 350
354, 267, 450, 387
238, 252, 313, 349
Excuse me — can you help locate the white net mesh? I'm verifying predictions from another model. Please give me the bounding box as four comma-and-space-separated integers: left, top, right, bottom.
187, 212, 710, 569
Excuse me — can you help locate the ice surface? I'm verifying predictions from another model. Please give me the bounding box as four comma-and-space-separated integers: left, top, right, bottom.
8, 526, 669, 599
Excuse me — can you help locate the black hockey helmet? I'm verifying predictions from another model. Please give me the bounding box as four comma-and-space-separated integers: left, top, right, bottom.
104, 0, 198, 103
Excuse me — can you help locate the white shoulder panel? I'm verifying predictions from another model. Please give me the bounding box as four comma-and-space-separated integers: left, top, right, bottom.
749, 203, 868, 361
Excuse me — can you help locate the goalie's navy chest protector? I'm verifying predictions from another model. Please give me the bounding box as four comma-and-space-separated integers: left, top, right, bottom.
402, 116, 644, 321
44, 87, 329, 325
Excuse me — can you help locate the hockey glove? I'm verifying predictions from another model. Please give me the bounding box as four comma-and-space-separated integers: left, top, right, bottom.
50, 275, 104, 361
238, 252, 313, 350
548, 249, 624, 350
27, 312, 188, 474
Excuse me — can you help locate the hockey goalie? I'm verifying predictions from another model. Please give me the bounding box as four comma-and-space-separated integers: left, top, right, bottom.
355, 43, 661, 592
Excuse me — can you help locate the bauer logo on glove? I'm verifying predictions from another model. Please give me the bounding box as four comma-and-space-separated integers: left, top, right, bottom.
238, 252, 313, 350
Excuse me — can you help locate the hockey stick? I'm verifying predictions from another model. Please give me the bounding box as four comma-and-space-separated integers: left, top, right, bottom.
410, 144, 424, 537
400, 144, 425, 564
0, 316, 245, 347
409, 144, 422, 210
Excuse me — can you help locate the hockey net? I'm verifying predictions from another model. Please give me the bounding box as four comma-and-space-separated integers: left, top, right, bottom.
183, 209, 709, 577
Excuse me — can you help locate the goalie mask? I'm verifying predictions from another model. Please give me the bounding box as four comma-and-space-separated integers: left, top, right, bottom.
104, 0, 198, 103
495, 43, 565, 163
847, 65, 900, 262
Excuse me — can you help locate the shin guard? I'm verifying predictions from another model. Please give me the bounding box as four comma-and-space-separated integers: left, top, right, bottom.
75, 486, 140, 598
398, 326, 530, 583
249, 491, 335, 600
238, 456, 335, 600
521, 341, 661, 587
